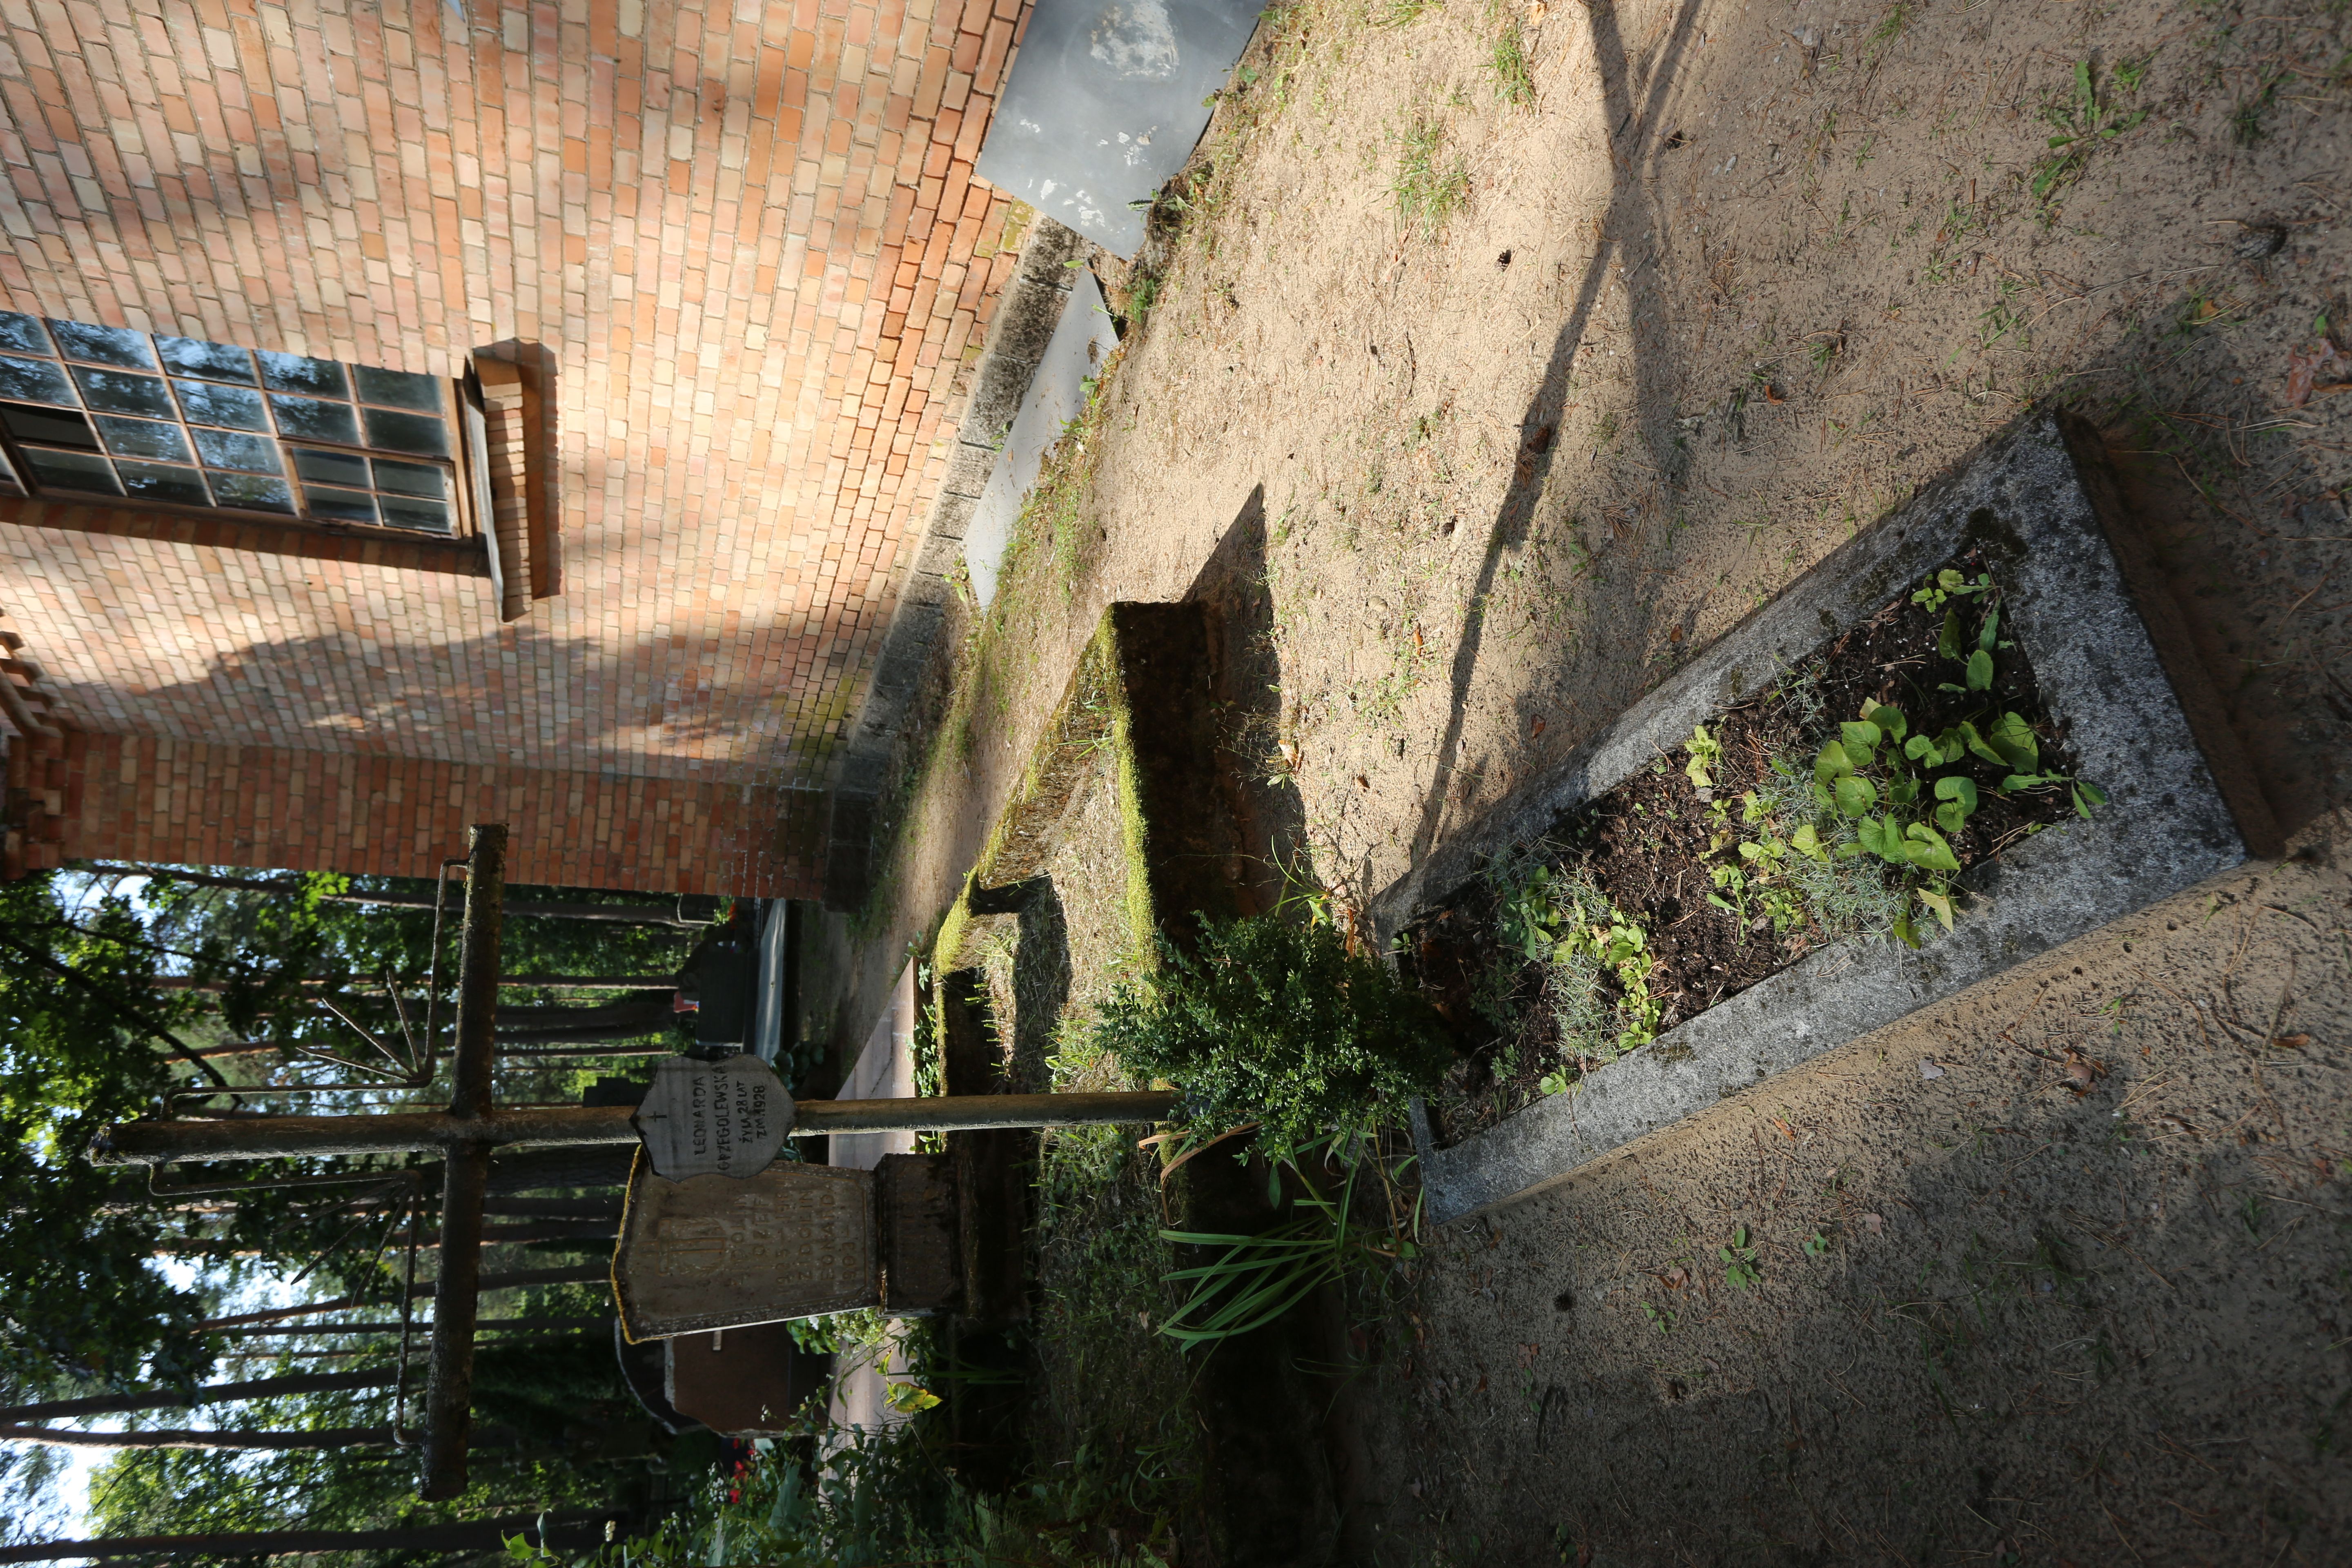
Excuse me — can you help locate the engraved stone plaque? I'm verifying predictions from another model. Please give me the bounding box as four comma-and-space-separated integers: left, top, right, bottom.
613, 1154, 879, 1341
631, 1055, 793, 1179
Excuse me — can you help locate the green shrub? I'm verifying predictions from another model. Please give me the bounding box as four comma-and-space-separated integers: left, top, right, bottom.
1093, 915, 1452, 1152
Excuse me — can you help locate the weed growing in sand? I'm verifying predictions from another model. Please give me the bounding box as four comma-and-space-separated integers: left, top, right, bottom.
2031, 58, 2150, 208
1486, 8, 1535, 107
1393, 114, 1471, 240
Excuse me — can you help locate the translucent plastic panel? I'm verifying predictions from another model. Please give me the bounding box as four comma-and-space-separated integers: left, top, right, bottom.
256, 350, 348, 398
376, 494, 452, 533
72, 367, 176, 419
362, 407, 448, 457
353, 365, 443, 412
0, 314, 50, 355
48, 320, 156, 370
269, 394, 360, 445
205, 471, 294, 512
0, 402, 98, 450
21, 446, 121, 494
115, 460, 212, 507
0, 355, 78, 406
174, 379, 269, 431
191, 427, 282, 474
157, 336, 257, 383
290, 447, 370, 488
371, 457, 448, 497
94, 415, 193, 463
303, 485, 377, 525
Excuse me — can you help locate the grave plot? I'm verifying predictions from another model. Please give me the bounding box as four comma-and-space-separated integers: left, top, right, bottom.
921, 596, 1348, 1565
1371, 412, 2277, 1225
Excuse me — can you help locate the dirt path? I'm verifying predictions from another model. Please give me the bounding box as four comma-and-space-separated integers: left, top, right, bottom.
833, 0, 2352, 1556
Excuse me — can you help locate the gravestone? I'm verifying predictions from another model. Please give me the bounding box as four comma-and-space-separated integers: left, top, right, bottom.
612, 1153, 964, 1341
973, 0, 1268, 256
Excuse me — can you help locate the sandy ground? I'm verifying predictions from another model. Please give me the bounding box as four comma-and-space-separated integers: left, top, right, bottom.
824, 0, 2352, 1556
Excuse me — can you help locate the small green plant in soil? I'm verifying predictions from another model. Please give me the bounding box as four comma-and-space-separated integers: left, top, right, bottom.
2031, 58, 2149, 207
1091, 913, 1452, 1156
1393, 114, 1472, 241
1720, 1225, 1761, 1289
1156, 1130, 1419, 1350
1481, 854, 1663, 1080
1720, 567, 2104, 946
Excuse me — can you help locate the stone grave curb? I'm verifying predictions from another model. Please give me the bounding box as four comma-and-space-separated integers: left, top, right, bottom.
1372, 410, 2277, 1226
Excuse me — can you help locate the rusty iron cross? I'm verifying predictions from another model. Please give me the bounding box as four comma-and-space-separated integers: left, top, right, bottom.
94, 824, 1172, 1499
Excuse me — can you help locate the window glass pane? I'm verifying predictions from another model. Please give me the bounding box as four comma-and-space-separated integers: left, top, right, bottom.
353, 365, 443, 412
0, 314, 50, 355
0, 355, 78, 405
116, 461, 212, 507
371, 457, 448, 498
256, 350, 348, 398
72, 367, 176, 418
0, 402, 98, 450
157, 336, 256, 383
94, 415, 192, 463
206, 471, 294, 512
376, 494, 452, 533
21, 447, 122, 494
174, 379, 268, 431
48, 320, 156, 370
303, 485, 377, 524
269, 394, 360, 445
191, 427, 283, 474
362, 407, 449, 457
291, 447, 370, 488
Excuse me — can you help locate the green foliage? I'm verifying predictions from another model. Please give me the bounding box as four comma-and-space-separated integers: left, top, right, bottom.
1719, 1225, 1761, 1290
1091, 916, 1451, 1154
1392, 114, 1471, 241
1701, 569, 2099, 950
1484, 858, 1662, 1066
2031, 58, 2150, 206
512, 1420, 1177, 1568
1487, 22, 1535, 107
0, 875, 207, 1402
1156, 1136, 1414, 1349
88, 1336, 647, 1545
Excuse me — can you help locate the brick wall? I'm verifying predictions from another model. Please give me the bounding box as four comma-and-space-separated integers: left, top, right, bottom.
0, 0, 1031, 891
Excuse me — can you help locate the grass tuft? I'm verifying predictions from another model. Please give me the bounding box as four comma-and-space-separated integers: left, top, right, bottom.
1393, 114, 1472, 240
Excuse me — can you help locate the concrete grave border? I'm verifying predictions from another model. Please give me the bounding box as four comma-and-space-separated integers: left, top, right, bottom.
1370, 412, 2278, 1226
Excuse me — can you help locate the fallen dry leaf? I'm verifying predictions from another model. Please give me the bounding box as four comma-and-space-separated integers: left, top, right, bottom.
1860, 1213, 1884, 1235
1771, 1116, 1798, 1140
2273, 1033, 2312, 1050
1531, 716, 1546, 735
2063, 1048, 2107, 1095
1920, 1058, 1946, 1080
2286, 340, 2352, 408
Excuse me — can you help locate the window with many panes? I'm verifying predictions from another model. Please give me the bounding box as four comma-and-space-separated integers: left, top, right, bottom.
0, 315, 466, 535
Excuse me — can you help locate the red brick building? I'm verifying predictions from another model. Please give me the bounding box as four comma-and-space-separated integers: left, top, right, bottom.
0, 0, 1031, 895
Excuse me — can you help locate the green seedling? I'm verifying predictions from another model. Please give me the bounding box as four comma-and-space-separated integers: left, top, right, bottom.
1720, 1225, 1761, 1290
1684, 722, 1722, 790
1803, 1229, 1833, 1258
2032, 59, 2150, 206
